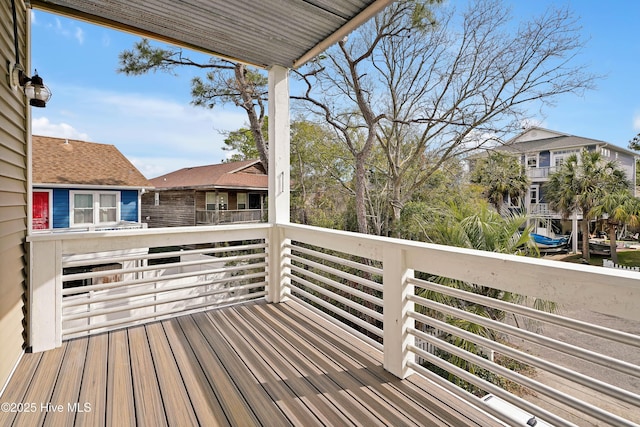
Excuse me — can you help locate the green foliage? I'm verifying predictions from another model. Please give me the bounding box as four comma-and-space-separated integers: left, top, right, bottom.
222, 120, 267, 162
118, 38, 270, 168
410, 0, 444, 30
402, 200, 551, 395
589, 189, 640, 262
191, 67, 267, 110
290, 119, 354, 229
470, 152, 529, 213
426, 202, 534, 254
629, 132, 640, 151
544, 150, 629, 260
118, 39, 178, 75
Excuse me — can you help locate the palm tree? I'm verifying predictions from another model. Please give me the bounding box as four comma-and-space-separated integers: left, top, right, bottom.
590, 190, 640, 263
543, 150, 629, 261
470, 152, 530, 214
414, 202, 549, 393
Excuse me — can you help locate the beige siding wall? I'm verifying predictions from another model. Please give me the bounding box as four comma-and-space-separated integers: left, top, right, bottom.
0, 0, 28, 388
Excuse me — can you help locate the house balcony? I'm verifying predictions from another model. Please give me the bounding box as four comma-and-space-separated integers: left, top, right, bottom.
526, 166, 557, 180
196, 209, 266, 225
4, 223, 638, 426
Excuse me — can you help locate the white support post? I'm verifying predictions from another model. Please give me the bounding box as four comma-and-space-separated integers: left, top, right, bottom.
267, 65, 290, 224
383, 245, 415, 379
572, 211, 578, 254
28, 240, 62, 352
267, 65, 291, 303
267, 225, 291, 303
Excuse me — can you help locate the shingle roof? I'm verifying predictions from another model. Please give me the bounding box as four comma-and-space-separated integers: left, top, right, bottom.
32, 135, 152, 188
497, 128, 637, 157
150, 160, 268, 190
497, 135, 600, 154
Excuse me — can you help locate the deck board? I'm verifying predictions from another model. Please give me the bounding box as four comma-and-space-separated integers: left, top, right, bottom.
0, 300, 501, 427
129, 326, 168, 426
252, 303, 442, 426
145, 322, 199, 427
76, 332, 108, 427
0, 351, 43, 427
176, 314, 260, 426
161, 319, 230, 426
106, 329, 135, 427
14, 344, 66, 427
210, 308, 348, 426
229, 304, 394, 426
43, 337, 88, 427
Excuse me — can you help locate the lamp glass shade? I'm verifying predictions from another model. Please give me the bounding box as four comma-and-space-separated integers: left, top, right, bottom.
23, 74, 52, 107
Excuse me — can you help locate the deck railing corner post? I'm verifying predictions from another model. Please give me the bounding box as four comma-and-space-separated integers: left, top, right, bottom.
383, 244, 415, 379
28, 238, 63, 352
267, 225, 290, 303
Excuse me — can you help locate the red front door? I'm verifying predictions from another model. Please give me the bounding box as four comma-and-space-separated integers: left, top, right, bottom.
33, 191, 50, 230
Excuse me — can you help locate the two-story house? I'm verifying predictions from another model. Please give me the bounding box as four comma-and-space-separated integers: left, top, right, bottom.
32, 135, 153, 231
490, 127, 637, 237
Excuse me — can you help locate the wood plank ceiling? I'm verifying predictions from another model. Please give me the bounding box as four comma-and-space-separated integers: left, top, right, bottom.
29, 0, 393, 68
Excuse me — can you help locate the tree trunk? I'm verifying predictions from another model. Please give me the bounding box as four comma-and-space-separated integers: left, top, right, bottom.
234, 64, 269, 172
389, 176, 403, 238
608, 222, 618, 263
354, 153, 369, 234
581, 218, 590, 261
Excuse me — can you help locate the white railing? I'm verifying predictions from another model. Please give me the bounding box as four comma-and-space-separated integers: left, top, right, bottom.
279, 223, 640, 427
32, 221, 148, 233
526, 166, 557, 179
28, 222, 640, 427
530, 203, 551, 215
603, 259, 640, 272
27, 224, 270, 346
196, 209, 266, 225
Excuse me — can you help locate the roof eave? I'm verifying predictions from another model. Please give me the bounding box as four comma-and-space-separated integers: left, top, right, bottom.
33, 183, 154, 190
292, 0, 394, 69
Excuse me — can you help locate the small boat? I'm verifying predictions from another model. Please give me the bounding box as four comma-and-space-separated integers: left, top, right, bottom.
531, 233, 570, 252
588, 239, 611, 256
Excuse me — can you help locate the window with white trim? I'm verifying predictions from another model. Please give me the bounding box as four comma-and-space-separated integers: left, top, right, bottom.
206, 192, 228, 210
237, 193, 247, 209
71, 191, 120, 226
529, 185, 539, 204
551, 149, 580, 168
525, 154, 538, 168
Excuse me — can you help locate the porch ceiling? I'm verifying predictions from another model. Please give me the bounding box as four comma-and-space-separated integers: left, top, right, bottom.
29, 0, 393, 69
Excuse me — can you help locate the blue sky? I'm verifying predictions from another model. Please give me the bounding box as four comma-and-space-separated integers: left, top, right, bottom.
30, 1, 640, 179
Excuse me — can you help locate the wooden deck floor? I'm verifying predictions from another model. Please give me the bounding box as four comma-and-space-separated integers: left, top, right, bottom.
0, 301, 500, 426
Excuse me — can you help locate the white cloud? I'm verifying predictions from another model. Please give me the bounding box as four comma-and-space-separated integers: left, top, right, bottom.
633, 113, 640, 131
101, 34, 111, 47
32, 117, 90, 140
45, 17, 84, 44
75, 27, 85, 45
33, 84, 248, 178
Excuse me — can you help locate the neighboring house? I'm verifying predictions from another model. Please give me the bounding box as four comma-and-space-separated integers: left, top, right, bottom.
32, 135, 153, 231
496, 128, 637, 218
143, 160, 268, 227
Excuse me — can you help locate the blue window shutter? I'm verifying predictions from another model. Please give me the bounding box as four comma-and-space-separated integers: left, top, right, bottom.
52, 189, 70, 228
120, 190, 138, 221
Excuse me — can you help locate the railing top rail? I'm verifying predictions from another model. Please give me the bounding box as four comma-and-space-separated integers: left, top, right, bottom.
28, 223, 272, 254
28, 221, 640, 322
281, 223, 640, 322
27, 223, 272, 243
